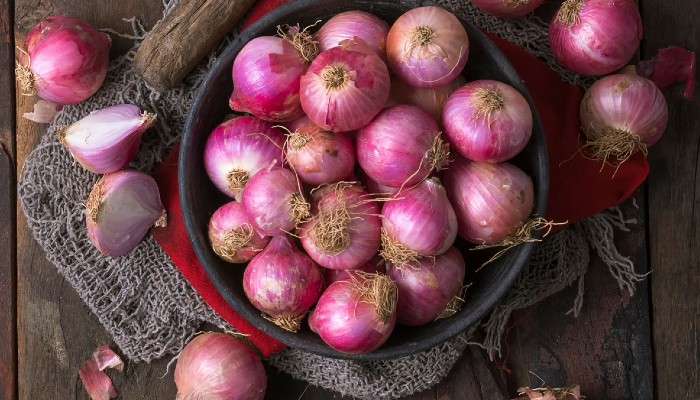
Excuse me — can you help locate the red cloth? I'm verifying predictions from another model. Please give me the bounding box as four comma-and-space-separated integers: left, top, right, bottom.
153, 1, 649, 355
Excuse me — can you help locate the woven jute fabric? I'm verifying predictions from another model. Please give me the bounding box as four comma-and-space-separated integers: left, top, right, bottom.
18, 1, 644, 398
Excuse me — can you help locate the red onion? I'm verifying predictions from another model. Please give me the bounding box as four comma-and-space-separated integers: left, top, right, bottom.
243, 236, 324, 331
580, 72, 668, 164
285, 116, 356, 186
357, 104, 448, 188
386, 6, 469, 88
381, 178, 457, 266
390, 75, 465, 120
86, 170, 166, 257
61, 104, 156, 174
309, 273, 397, 354
174, 332, 267, 400
363, 174, 399, 196
209, 201, 270, 264
317, 10, 389, 58
549, 0, 642, 76
638, 47, 696, 100
386, 247, 466, 326
204, 116, 284, 200
300, 183, 381, 270
443, 80, 533, 163
19, 16, 111, 104
300, 42, 390, 132
471, 0, 545, 18
242, 167, 310, 236
325, 257, 385, 285
443, 158, 533, 245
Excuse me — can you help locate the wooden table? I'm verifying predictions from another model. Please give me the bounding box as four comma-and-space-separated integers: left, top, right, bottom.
1, 1, 697, 399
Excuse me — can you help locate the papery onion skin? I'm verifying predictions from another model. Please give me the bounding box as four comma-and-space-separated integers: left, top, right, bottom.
209, 201, 270, 264
24, 16, 111, 104
443, 80, 533, 163
357, 104, 445, 188
471, 0, 545, 18
386, 247, 465, 326
300, 43, 390, 132
549, 0, 642, 76
86, 170, 166, 257
443, 158, 534, 245
285, 116, 356, 186
390, 75, 465, 120
230, 36, 307, 122
317, 10, 389, 58
243, 236, 324, 331
204, 116, 284, 200
386, 6, 469, 88
325, 257, 385, 285
61, 104, 156, 173
174, 332, 267, 400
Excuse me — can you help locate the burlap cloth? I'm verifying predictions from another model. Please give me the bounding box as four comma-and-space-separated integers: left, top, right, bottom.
18, 1, 646, 398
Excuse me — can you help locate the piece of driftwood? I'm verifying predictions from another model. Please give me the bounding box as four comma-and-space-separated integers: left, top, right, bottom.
134, 0, 256, 90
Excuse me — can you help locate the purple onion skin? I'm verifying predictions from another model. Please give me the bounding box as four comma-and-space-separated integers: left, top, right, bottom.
390, 75, 465, 121
443, 158, 534, 245
471, 0, 545, 18
230, 36, 306, 122
357, 104, 441, 188
325, 258, 385, 285
387, 248, 465, 326
242, 167, 304, 236
317, 10, 389, 58
208, 201, 270, 264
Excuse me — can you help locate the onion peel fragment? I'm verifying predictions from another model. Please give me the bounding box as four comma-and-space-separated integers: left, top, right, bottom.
79, 346, 123, 400
637, 46, 696, 99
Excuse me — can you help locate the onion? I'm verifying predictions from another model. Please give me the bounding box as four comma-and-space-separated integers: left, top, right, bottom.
309, 272, 397, 354
85, 170, 166, 257
300, 42, 390, 132
317, 10, 389, 58
386, 247, 466, 326
638, 47, 696, 100
285, 116, 356, 186
471, 0, 545, 18
204, 116, 284, 200
443, 158, 533, 245
18, 16, 111, 104
300, 183, 381, 270
208, 201, 270, 264
580, 72, 668, 165
386, 6, 469, 88
60, 104, 156, 174
363, 174, 399, 196
243, 236, 324, 331
242, 167, 310, 236
443, 80, 533, 163
380, 178, 457, 266
549, 0, 642, 76
390, 75, 465, 120
325, 257, 385, 285
357, 104, 448, 188
174, 332, 267, 400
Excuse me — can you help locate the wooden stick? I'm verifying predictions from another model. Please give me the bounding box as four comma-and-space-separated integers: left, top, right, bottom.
134, 0, 257, 90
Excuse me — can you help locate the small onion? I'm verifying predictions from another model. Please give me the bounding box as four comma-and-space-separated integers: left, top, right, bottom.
443, 80, 533, 163
204, 116, 284, 200
443, 158, 534, 245
60, 104, 156, 174
243, 236, 324, 332
325, 257, 385, 285
285, 116, 356, 186
386, 247, 466, 326
300, 183, 381, 270
85, 170, 166, 257
549, 0, 642, 76
386, 6, 469, 88
357, 104, 447, 188
309, 273, 397, 354
174, 332, 267, 400
208, 201, 270, 264
390, 75, 465, 120
317, 10, 389, 58
300, 42, 390, 132
471, 0, 545, 18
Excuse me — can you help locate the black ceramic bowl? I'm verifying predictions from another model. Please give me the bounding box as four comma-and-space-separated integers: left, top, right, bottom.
180, 0, 549, 360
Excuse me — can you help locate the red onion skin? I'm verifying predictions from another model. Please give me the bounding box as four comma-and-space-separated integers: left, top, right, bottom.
25, 16, 111, 104
363, 174, 399, 196
386, 6, 469, 88
581, 73, 668, 146
386, 247, 465, 326
230, 36, 306, 122
357, 104, 441, 188
443, 158, 534, 245
174, 333, 266, 400
443, 80, 533, 163
325, 258, 385, 285
300, 44, 390, 132
382, 178, 458, 256
204, 116, 284, 200
242, 167, 306, 236
471, 0, 545, 18
286, 116, 356, 186
317, 10, 389, 58
209, 201, 270, 264
549, 0, 642, 76
390, 75, 465, 121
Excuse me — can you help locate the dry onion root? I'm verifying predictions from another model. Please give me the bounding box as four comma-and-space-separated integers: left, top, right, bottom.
208, 201, 270, 264
276, 21, 322, 63
515, 385, 583, 400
